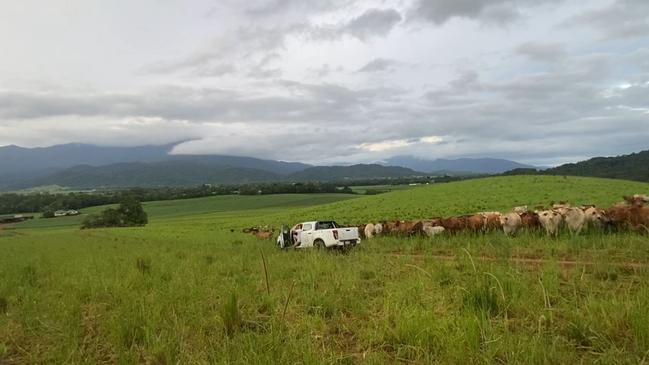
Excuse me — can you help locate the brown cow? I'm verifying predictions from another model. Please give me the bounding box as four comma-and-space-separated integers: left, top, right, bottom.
440, 216, 467, 234
466, 214, 485, 233
390, 220, 423, 236
409, 220, 425, 236
382, 221, 399, 235
519, 211, 540, 230
606, 203, 632, 231
254, 231, 274, 240
481, 212, 502, 231
624, 196, 649, 233
357, 224, 367, 238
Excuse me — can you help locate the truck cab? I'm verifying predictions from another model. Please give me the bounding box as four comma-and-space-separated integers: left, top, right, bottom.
277, 220, 360, 249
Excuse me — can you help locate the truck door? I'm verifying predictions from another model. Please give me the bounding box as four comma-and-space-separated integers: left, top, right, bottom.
300, 223, 314, 247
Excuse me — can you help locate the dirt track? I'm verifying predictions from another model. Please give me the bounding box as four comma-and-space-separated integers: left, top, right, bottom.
385, 252, 649, 269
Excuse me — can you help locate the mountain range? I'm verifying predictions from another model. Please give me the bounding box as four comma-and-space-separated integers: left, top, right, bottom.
0, 142, 577, 190
382, 155, 535, 174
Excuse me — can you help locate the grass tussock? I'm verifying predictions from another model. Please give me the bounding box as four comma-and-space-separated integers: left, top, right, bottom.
135, 257, 151, 274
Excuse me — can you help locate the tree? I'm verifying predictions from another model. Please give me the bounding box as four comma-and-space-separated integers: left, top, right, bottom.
81, 197, 147, 229
118, 197, 148, 226
42, 209, 55, 219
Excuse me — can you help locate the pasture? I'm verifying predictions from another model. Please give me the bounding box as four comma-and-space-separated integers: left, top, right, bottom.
1, 175, 649, 364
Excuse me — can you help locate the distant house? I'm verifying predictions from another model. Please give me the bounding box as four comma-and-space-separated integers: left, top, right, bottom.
53, 209, 80, 217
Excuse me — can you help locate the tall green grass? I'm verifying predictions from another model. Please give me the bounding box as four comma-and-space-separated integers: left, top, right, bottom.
1, 175, 649, 363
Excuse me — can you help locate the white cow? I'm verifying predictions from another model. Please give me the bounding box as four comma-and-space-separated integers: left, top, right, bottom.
423, 225, 446, 237
513, 206, 528, 214
563, 207, 586, 235
374, 223, 383, 236
633, 194, 649, 203
583, 206, 606, 230
364, 223, 375, 239
499, 212, 522, 236
537, 210, 563, 236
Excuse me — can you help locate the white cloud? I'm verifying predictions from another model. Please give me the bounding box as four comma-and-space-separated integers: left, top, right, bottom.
359, 139, 414, 152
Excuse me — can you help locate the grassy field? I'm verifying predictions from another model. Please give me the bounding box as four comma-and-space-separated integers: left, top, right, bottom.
5, 193, 359, 230
1, 175, 649, 364
349, 184, 418, 194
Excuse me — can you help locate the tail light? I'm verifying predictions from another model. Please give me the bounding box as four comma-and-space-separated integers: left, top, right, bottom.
333, 230, 339, 239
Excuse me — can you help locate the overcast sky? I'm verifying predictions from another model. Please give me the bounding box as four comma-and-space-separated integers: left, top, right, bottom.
1, 0, 647, 166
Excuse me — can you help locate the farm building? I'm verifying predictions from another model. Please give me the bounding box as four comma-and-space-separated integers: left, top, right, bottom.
54, 209, 80, 217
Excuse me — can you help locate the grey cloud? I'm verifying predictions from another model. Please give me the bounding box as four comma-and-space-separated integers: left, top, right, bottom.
570, 0, 649, 39
343, 8, 402, 40
627, 48, 649, 71
515, 41, 565, 62
0, 82, 404, 125
308, 64, 344, 78
244, 0, 351, 18
310, 8, 402, 41
145, 23, 305, 77
357, 58, 399, 73
147, 6, 401, 79
409, 0, 563, 25
411, 53, 649, 165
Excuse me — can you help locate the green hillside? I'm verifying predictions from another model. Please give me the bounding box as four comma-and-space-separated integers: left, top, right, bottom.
9, 175, 648, 232
3, 175, 649, 364
545, 150, 649, 182
261, 175, 649, 227
6, 193, 359, 230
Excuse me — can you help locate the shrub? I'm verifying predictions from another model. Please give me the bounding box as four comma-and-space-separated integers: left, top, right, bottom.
81, 197, 148, 229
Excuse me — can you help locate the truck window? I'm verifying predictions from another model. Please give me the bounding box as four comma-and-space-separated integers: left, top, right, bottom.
302, 223, 312, 231
316, 221, 335, 230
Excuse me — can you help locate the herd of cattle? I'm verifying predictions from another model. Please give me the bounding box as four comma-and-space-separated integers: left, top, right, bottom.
359, 194, 649, 239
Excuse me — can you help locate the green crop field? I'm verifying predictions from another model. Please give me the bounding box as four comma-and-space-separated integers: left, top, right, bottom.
5, 193, 359, 231
1, 176, 649, 364
349, 184, 418, 194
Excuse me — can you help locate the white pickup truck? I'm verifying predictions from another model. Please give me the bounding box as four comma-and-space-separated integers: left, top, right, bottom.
277, 221, 361, 249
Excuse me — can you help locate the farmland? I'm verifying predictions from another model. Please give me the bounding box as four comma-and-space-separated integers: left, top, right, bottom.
1, 175, 649, 364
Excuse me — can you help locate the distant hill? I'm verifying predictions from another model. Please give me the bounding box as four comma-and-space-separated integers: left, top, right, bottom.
18, 161, 282, 188
10, 162, 425, 189
542, 150, 649, 182
0, 143, 311, 189
383, 156, 535, 174
288, 164, 424, 181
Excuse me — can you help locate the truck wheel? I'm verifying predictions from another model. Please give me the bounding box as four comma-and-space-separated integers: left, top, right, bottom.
313, 239, 325, 250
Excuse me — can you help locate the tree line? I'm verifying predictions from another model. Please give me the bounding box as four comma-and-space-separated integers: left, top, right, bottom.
0, 176, 465, 215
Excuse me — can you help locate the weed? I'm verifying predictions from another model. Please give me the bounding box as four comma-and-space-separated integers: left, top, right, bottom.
135, 257, 151, 274
21, 264, 38, 286
220, 293, 241, 337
